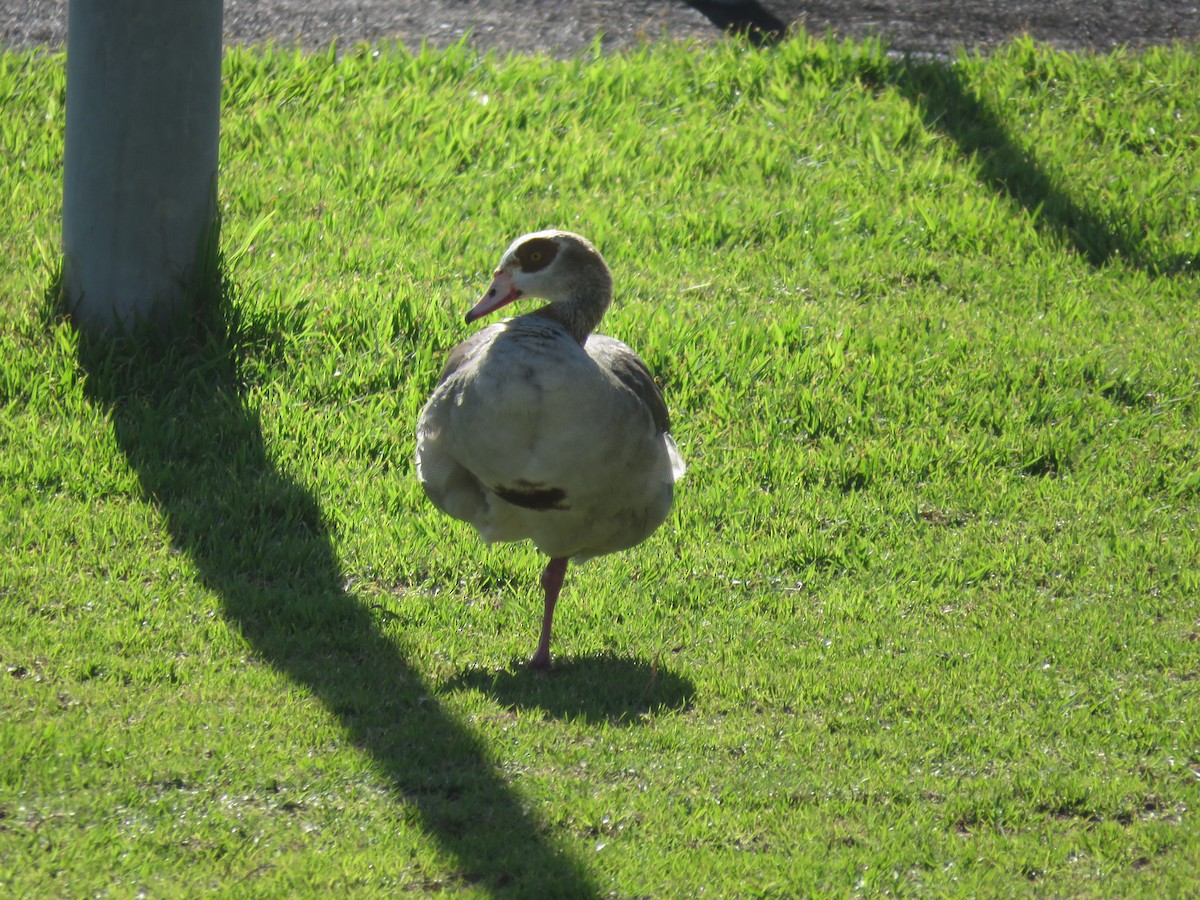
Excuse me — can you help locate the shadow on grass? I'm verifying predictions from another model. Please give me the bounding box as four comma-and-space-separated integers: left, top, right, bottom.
875, 53, 1199, 277
681, 22, 1196, 274
76, 306, 598, 896
443, 653, 696, 725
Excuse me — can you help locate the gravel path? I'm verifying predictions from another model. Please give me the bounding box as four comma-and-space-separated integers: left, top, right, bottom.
4, 0, 1199, 57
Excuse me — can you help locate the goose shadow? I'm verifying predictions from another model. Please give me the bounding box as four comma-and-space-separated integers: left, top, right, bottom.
75, 298, 598, 896
876, 54, 1198, 276
443, 653, 696, 725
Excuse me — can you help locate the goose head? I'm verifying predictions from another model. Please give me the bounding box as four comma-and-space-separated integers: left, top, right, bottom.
466, 230, 614, 342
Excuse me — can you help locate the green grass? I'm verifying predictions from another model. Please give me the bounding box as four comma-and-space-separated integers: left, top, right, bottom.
3, 32, 1200, 896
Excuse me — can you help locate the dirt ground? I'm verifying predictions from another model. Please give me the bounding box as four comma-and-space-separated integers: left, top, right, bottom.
4, 0, 1199, 57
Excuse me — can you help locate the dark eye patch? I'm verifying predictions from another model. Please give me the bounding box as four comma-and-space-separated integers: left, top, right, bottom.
515, 237, 559, 272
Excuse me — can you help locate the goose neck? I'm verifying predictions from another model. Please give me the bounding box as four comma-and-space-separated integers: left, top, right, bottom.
543, 279, 611, 343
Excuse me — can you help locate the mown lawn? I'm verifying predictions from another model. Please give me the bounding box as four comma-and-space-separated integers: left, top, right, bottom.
2, 33, 1198, 896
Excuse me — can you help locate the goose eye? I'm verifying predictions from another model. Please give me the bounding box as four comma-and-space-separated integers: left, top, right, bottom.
516, 237, 558, 271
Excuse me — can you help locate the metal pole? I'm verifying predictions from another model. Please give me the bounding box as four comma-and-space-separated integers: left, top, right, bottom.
62, 0, 224, 337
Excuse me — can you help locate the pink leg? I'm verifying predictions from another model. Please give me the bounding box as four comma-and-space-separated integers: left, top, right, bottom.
529, 557, 569, 671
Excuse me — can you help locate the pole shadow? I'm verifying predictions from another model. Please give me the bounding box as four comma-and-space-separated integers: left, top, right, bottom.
694, 23, 1197, 277
875, 54, 1198, 276
75, 300, 598, 896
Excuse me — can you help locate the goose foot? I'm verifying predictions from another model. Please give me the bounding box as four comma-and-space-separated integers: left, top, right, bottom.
529, 557, 569, 672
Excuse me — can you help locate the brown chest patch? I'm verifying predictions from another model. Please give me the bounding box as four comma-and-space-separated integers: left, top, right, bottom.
492, 479, 569, 511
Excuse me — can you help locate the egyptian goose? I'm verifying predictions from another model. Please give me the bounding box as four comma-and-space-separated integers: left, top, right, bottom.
416, 230, 685, 670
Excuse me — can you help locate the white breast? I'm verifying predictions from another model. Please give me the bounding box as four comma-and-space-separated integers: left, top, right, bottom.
416, 316, 682, 560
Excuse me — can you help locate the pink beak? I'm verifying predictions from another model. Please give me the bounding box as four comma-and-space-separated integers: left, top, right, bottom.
465, 269, 523, 323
